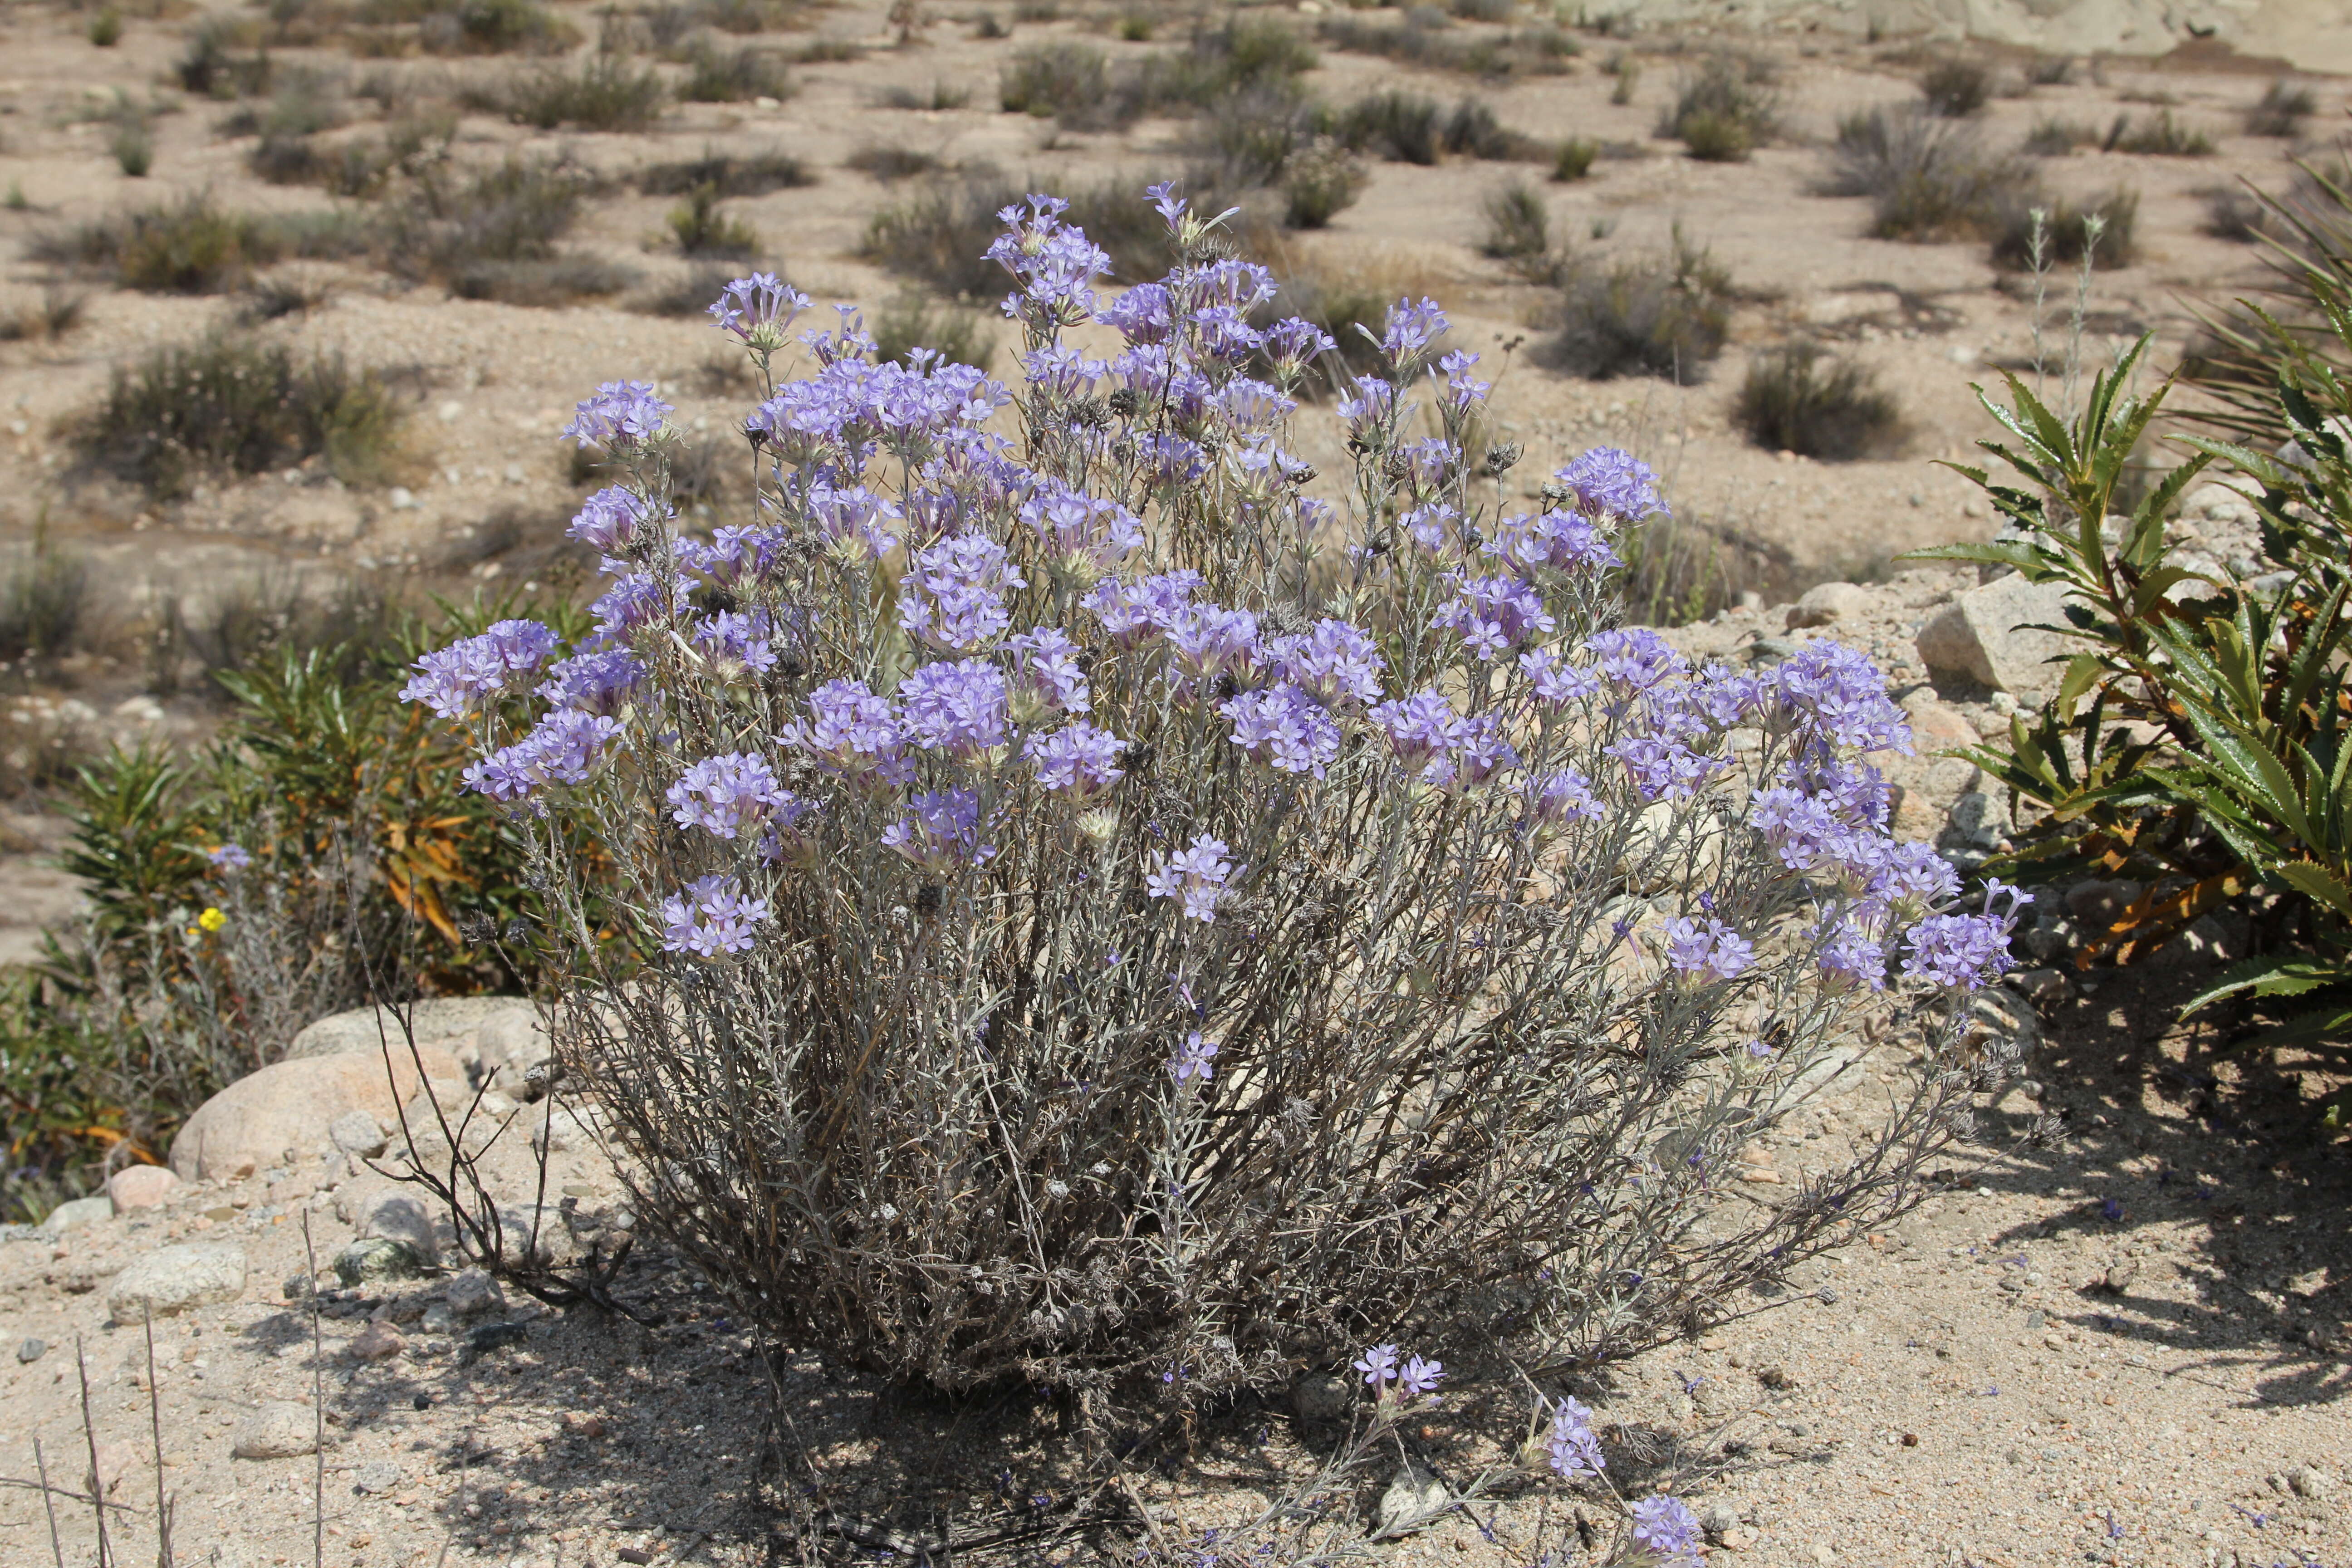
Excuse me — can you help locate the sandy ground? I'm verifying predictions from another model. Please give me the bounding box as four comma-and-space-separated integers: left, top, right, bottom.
0, 956, 2344, 1568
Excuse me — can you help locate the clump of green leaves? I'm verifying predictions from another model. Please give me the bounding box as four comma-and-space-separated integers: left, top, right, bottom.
1904, 330, 2352, 1096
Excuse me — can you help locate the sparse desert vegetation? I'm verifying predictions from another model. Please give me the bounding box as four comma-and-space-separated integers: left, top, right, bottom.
0, 5, 2345, 1565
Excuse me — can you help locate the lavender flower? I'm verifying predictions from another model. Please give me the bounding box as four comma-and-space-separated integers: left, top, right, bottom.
1380, 296, 1448, 366
1544, 1398, 1605, 1480
1371, 691, 1466, 771
1145, 834, 1235, 923
1098, 282, 1173, 344
1397, 1355, 1444, 1397
1555, 446, 1666, 522
399, 620, 560, 719
1006, 627, 1091, 715
1629, 1496, 1703, 1566
1902, 880, 2032, 990
808, 484, 904, 560
1403, 502, 1464, 557
1221, 684, 1341, 778
666, 752, 800, 840
1816, 914, 1888, 992
1661, 916, 1754, 984
564, 381, 672, 448
1519, 647, 1600, 706
1022, 481, 1144, 577
1266, 619, 1385, 709
1165, 604, 1262, 686
463, 710, 622, 801
660, 874, 771, 958
1335, 376, 1395, 435
568, 487, 659, 554
1169, 1029, 1219, 1085
590, 572, 685, 636
1025, 721, 1126, 797
897, 659, 1011, 759
882, 788, 999, 873
1767, 640, 1912, 755
692, 608, 780, 676
1485, 509, 1619, 576
1607, 736, 1720, 802
1431, 713, 1519, 790
1260, 316, 1337, 378
708, 271, 812, 342
206, 843, 252, 871
1351, 1343, 1400, 1388
1437, 575, 1556, 661
1583, 628, 1687, 692
901, 533, 1025, 651
1084, 570, 1202, 645
1524, 769, 1605, 828
779, 679, 913, 786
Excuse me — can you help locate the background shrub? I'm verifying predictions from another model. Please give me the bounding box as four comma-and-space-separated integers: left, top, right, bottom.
2246, 78, 2315, 137
1551, 136, 1596, 181
488, 57, 666, 129
1734, 341, 1904, 459
1824, 105, 2019, 241
679, 39, 793, 101
862, 174, 1170, 296
1919, 56, 1989, 116
1990, 187, 2138, 269
77, 333, 407, 498
1279, 141, 1365, 229
417, 0, 578, 54
382, 156, 637, 304
668, 185, 760, 258
999, 40, 1107, 120
638, 146, 813, 196
1660, 53, 1777, 161
35, 196, 364, 293
2021, 115, 2096, 154
2106, 109, 2215, 156
1339, 89, 1441, 164
871, 290, 994, 370
1545, 231, 1732, 381
1479, 179, 1562, 282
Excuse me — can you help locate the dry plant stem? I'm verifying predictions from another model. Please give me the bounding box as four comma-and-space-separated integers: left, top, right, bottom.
302, 1212, 325, 1568
77, 1336, 112, 1568
33, 1436, 66, 1568
142, 1309, 173, 1568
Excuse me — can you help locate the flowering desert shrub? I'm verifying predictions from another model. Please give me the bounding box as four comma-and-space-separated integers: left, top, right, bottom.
407, 186, 2020, 1400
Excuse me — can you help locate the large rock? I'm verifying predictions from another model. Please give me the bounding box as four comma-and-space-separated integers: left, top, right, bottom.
108, 1243, 248, 1321
1784, 580, 1873, 629
168, 1046, 457, 1181
356, 1190, 443, 1266
230, 1401, 324, 1460
108, 1165, 179, 1212
287, 999, 549, 1087
1914, 573, 2074, 700
42, 1195, 113, 1235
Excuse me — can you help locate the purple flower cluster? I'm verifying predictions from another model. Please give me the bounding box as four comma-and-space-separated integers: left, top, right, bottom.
1544, 1398, 1605, 1480
1265, 619, 1384, 708
568, 487, 660, 554
1661, 916, 1754, 985
1166, 603, 1262, 686
660, 874, 770, 958
1485, 509, 1620, 576
1437, 575, 1556, 661
1025, 722, 1125, 797
1006, 627, 1090, 714
779, 679, 914, 787
1765, 639, 1913, 756
986, 193, 1112, 328
1085, 570, 1202, 644
746, 355, 1007, 463
400, 619, 561, 720
206, 843, 252, 871
1903, 880, 2032, 990
1221, 684, 1341, 778
707, 271, 810, 342
564, 381, 671, 448
898, 659, 1011, 759
1554, 447, 1666, 522
666, 753, 804, 840
1525, 769, 1605, 828
1583, 628, 1688, 693
692, 608, 781, 676
1629, 1496, 1703, 1567
462, 710, 621, 801
1022, 480, 1144, 575
900, 533, 1025, 651
882, 789, 998, 873
1146, 834, 1235, 923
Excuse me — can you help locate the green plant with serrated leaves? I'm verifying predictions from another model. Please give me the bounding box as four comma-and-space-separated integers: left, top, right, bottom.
1904, 323, 2352, 1091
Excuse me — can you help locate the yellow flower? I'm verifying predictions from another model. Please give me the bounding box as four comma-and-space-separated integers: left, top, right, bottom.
196, 907, 227, 933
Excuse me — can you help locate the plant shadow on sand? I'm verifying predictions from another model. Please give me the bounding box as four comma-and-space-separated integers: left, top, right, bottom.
1962, 961, 2352, 1413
